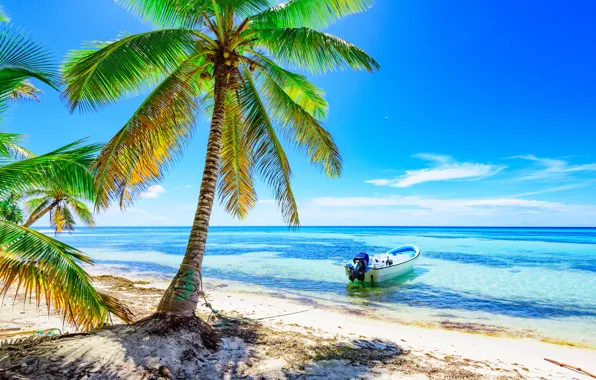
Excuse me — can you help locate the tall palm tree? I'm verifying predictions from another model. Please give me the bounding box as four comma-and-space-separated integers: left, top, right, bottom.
63, 0, 379, 318
23, 187, 95, 232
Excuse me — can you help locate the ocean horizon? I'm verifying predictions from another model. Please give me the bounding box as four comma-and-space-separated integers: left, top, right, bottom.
45, 226, 596, 347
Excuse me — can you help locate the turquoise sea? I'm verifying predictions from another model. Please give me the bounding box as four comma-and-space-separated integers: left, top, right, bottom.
49, 227, 596, 347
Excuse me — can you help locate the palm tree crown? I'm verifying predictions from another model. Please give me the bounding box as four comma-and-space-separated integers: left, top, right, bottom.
24, 187, 95, 232
63, 0, 379, 225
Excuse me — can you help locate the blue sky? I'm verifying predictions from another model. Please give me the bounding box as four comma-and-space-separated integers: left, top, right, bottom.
4, 0, 596, 226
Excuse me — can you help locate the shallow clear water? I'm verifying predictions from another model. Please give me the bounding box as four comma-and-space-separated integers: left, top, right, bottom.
49, 226, 596, 346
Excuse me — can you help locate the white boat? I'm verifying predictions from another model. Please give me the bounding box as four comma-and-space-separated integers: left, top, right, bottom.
345, 245, 420, 283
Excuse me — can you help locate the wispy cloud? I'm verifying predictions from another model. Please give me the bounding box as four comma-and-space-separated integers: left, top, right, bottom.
141, 185, 165, 199
509, 183, 593, 197
509, 154, 596, 180
312, 195, 568, 211
184, 185, 193, 188
365, 154, 505, 188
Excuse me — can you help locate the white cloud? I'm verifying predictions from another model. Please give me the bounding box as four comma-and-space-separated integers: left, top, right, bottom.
510, 155, 596, 180
141, 185, 166, 199
509, 183, 593, 197
184, 185, 193, 189
312, 195, 567, 211
309, 195, 596, 226
366, 154, 505, 188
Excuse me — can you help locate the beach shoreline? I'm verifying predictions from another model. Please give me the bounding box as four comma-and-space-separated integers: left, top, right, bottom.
1, 269, 594, 379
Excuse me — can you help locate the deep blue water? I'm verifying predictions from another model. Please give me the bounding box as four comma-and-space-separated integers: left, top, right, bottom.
48, 226, 596, 345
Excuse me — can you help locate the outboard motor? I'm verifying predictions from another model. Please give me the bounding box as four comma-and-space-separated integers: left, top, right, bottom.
349, 252, 369, 282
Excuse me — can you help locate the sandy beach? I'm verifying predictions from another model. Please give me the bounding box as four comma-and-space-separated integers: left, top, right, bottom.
1, 271, 594, 379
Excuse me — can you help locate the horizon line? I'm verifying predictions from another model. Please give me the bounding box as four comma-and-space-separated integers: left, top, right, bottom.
33, 225, 596, 229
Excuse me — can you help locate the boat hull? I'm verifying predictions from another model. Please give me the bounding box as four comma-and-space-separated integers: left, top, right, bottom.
345, 246, 420, 283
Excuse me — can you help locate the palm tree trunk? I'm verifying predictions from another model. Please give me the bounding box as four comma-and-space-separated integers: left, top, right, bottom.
157, 64, 228, 316
23, 200, 60, 228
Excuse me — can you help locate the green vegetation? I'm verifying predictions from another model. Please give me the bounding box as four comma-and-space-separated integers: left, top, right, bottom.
63, 0, 379, 317
0, 11, 133, 329
23, 186, 96, 232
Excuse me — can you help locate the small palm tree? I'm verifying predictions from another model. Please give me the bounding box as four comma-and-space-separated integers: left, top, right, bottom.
0, 137, 133, 329
63, 0, 379, 318
23, 188, 95, 232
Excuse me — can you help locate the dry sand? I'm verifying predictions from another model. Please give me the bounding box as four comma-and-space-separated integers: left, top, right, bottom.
1, 273, 594, 379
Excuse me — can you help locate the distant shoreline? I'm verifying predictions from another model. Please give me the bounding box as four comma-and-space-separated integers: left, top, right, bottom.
33, 225, 596, 229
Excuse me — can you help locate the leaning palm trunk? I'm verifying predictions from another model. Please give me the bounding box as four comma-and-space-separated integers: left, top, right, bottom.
23, 199, 59, 227
62, 0, 378, 327
157, 64, 229, 316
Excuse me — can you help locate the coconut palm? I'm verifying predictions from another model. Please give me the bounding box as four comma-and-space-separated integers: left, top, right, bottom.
0, 138, 134, 329
63, 0, 379, 317
23, 187, 95, 232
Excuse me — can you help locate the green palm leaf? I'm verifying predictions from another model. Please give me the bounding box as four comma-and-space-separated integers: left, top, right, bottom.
0, 131, 34, 160
117, 0, 272, 27
259, 66, 342, 178
253, 53, 328, 119
0, 140, 99, 199
253, 27, 380, 74
250, 0, 373, 30
218, 98, 257, 218
92, 56, 206, 211
239, 67, 299, 226
0, 6, 10, 23
0, 221, 134, 329
10, 80, 42, 102
69, 198, 96, 228
0, 27, 59, 114
62, 29, 200, 113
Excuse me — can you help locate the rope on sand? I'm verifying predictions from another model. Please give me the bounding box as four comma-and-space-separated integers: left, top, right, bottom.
544, 358, 596, 379
0, 328, 61, 338
202, 297, 309, 327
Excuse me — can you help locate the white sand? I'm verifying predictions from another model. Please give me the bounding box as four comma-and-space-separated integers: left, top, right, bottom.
1, 274, 595, 379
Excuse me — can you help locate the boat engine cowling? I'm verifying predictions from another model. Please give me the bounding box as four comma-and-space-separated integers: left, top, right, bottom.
349, 252, 369, 282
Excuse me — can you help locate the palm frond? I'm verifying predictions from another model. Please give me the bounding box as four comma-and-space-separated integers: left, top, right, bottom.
218, 98, 257, 219
116, 0, 208, 28
68, 198, 95, 228
0, 132, 34, 160
10, 80, 42, 102
0, 6, 9, 23
0, 222, 134, 329
238, 67, 299, 226
116, 0, 271, 27
51, 204, 76, 233
258, 66, 342, 178
92, 56, 205, 211
62, 29, 200, 113
252, 53, 327, 119
0, 27, 59, 114
253, 27, 379, 74
0, 140, 99, 200
250, 0, 373, 30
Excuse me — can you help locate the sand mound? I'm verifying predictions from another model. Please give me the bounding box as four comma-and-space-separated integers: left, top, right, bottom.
0, 314, 221, 379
